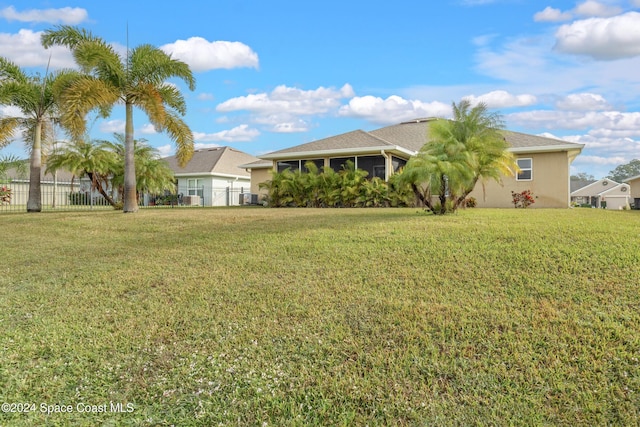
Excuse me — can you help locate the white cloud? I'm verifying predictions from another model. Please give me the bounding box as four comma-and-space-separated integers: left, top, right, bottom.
157, 144, 174, 157
139, 124, 158, 135
218, 84, 354, 115
98, 120, 125, 134
270, 120, 310, 133
534, 7, 572, 22
554, 12, 640, 60
0, 6, 88, 24
555, 93, 612, 111
193, 124, 260, 142
161, 37, 259, 72
0, 105, 25, 118
338, 95, 451, 124
216, 84, 353, 132
197, 93, 214, 101
463, 90, 537, 108
0, 29, 73, 68
508, 110, 640, 137
573, 154, 627, 165
574, 0, 622, 17
632, 0, 640, 7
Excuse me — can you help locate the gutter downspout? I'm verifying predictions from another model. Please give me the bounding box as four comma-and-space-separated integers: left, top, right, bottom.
381, 150, 390, 181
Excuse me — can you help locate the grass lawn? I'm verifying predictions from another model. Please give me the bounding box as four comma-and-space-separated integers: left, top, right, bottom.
1, 207, 639, 426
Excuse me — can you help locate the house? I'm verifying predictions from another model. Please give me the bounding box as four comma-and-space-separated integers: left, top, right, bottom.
0, 164, 113, 210
570, 178, 631, 209
623, 174, 640, 209
163, 146, 260, 206
249, 118, 584, 208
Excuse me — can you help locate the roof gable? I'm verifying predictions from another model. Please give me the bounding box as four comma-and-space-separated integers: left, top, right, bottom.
571, 178, 622, 196
164, 146, 260, 177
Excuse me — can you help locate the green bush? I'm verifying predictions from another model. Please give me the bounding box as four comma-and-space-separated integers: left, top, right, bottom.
260, 161, 415, 208
68, 192, 90, 205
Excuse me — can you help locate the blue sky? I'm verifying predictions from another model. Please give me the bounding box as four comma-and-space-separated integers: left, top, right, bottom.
1, 0, 640, 178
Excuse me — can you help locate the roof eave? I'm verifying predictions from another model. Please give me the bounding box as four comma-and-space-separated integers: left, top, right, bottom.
508, 143, 585, 154
260, 145, 416, 160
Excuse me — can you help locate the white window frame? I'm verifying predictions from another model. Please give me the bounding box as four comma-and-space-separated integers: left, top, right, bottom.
516, 158, 533, 181
187, 178, 204, 197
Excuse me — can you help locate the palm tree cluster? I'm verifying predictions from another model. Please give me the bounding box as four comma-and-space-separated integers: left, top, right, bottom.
399, 100, 517, 215
46, 133, 174, 208
0, 25, 196, 213
260, 160, 414, 208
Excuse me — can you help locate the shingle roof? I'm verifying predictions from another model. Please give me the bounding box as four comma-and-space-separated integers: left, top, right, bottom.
3, 164, 77, 183
261, 118, 584, 159
264, 130, 396, 156
164, 146, 260, 177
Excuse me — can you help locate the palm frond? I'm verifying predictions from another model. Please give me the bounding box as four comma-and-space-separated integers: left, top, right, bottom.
162, 112, 194, 167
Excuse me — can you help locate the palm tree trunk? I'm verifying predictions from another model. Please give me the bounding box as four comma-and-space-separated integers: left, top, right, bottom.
123, 102, 138, 213
27, 120, 43, 212
87, 172, 117, 207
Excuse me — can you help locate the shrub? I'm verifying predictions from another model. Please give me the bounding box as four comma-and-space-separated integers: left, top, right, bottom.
1, 185, 11, 204
465, 197, 477, 208
511, 190, 535, 208
69, 192, 90, 205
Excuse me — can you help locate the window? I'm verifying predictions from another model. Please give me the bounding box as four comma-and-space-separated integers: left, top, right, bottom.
187, 179, 204, 197
303, 159, 325, 173
277, 160, 300, 173
392, 156, 407, 173
516, 158, 532, 181
329, 157, 356, 172
356, 156, 386, 179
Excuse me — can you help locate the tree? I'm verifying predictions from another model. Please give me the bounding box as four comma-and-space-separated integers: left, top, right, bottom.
571, 172, 595, 182
606, 159, 640, 183
399, 100, 516, 214
45, 138, 118, 207
100, 133, 175, 197
41, 25, 195, 213
0, 57, 77, 212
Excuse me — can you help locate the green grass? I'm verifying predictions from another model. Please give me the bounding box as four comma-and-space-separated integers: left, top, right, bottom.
1, 208, 639, 426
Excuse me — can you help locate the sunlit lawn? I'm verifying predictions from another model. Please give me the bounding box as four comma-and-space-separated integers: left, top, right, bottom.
1, 207, 639, 426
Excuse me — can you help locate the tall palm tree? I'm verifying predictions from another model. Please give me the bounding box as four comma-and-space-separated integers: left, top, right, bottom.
0, 57, 77, 212
41, 26, 196, 212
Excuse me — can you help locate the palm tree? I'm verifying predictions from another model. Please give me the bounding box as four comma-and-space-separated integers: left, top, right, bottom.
45, 138, 118, 207
41, 25, 196, 213
401, 100, 516, 214
0, 57, 77, 212
100, 133, 175, 198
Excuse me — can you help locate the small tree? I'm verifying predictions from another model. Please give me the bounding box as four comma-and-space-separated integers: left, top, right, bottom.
399, 100, 517, 215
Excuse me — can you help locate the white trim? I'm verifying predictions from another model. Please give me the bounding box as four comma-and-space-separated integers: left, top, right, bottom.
174, 172, 250, 179
516, 158, 533, 181
508, 144, 584, 154
260, 145, 416, 160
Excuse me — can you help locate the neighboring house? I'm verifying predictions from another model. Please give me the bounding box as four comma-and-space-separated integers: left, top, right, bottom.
1, 166, 112, 210
570, 178, 631, 209
164, 146, 260, 207
250, 118, 584, 208
623, 175, 640, 208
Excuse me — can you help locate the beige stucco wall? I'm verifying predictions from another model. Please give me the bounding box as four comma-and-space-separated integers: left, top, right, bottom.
250, 151, 574, 208
468, 152, 571, 208
250, 167, 272, 196
627, 177, 640, 199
